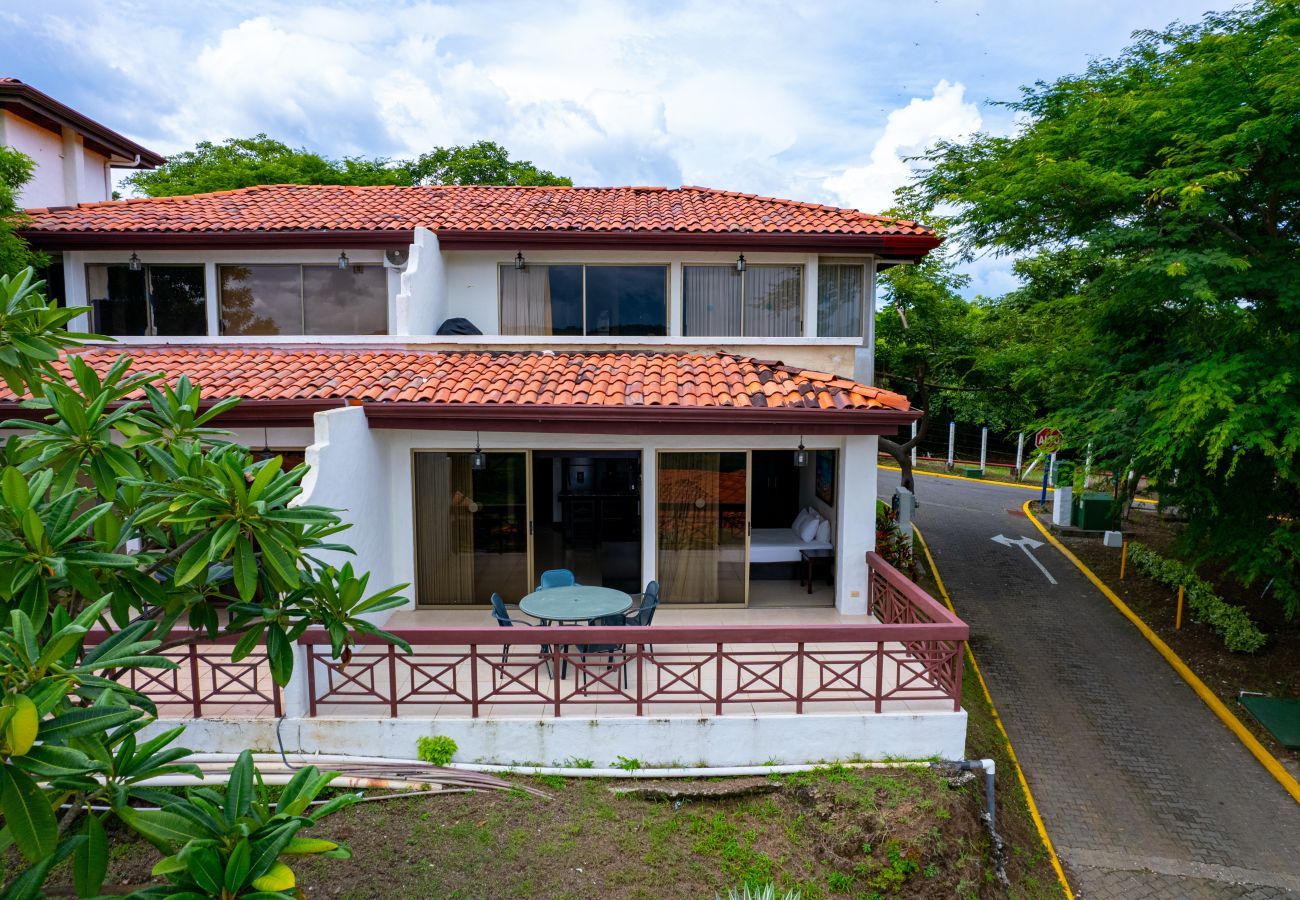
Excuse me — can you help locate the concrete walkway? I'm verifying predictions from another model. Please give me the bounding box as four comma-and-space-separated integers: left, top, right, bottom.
882, 469, 1300, 898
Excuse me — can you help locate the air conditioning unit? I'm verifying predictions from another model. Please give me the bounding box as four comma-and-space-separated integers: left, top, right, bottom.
384, 247, 410, 268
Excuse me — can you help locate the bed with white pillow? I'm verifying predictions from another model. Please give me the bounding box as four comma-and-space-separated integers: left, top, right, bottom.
749, 507, 834, 564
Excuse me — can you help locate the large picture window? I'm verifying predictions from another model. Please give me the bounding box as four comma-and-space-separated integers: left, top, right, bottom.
682, 264, 803, 337
218, 264, 388, 336
86, 264, 206, 337
817, 260, 867, 338
500, 264, 667, 336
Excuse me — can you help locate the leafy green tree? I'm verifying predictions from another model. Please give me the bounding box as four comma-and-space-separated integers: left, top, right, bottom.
123, 135, 408, 197
407, 140, 571, 186
0, 267, 408, 895
0, 146, 45, 276
902, 1, 1300, 614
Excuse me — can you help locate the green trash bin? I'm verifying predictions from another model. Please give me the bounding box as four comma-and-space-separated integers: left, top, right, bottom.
1075, 492, 1117, 531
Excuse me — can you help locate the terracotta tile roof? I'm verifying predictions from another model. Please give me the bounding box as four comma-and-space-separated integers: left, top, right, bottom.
21, 184, 933, 238
20, 347, 911, 412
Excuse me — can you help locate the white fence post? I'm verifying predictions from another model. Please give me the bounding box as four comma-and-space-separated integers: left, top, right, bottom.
1085, 442, 1093, 488
1049, 451, 1057, 487
1015, 432, 1025, 479
910, 420, 918, 467
947, 421, 956, 470
979, 426, 989, 475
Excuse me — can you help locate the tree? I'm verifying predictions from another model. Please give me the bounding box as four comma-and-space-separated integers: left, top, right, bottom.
124, 136, 571, 197
0, 267, 409, 895
407, 140, 571, 186
0, 146, 45, 276
902, 1, 1300, 614
123, 135, 409, 197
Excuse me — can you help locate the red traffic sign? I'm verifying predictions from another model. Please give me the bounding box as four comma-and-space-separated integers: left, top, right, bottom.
1034, 428, 1064, 452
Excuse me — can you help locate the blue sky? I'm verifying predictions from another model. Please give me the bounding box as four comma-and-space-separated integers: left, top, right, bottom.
3, 0, 1215, 296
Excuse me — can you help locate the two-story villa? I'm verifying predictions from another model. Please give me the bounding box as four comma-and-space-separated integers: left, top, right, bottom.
7, 81, 968, 765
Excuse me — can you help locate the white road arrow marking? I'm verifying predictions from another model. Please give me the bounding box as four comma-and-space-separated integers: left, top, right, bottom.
991, 533, 1057, 585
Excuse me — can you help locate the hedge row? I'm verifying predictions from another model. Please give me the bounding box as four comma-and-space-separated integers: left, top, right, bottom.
1126, 542, 1267, 653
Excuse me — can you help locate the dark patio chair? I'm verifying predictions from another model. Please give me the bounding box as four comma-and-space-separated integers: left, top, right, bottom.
490, 593, 552, 677
538, 568, 576, 590
579, 614, 628, 691
624, 581, 659, 654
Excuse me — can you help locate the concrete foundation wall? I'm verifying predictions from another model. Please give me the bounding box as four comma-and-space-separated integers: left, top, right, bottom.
150, 710, 967, 767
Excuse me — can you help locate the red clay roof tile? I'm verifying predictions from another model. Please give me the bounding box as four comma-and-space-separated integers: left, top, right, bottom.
11, 347, 911, 414
21, 184, 934, 238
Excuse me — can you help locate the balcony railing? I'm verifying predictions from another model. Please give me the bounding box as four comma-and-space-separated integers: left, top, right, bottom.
92, 553, 965, 719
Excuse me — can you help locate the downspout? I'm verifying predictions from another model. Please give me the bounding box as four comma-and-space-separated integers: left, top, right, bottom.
936, 758, 1008, 887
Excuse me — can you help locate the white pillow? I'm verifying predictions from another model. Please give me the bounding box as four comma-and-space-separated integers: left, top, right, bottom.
798, 515, 821, 543
815, 518, 831, 544
792, 509, 811, 532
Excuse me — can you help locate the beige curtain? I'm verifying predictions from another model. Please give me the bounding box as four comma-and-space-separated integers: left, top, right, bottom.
414, 452, 477, 605
500, 266, 553, 335
743, 265, 802, 337
682, 265, 742, 336
657, 453, 724, 603
817, 262, 865, 337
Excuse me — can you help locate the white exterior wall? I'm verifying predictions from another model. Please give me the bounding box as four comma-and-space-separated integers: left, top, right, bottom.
393, 226, 443, 334
278, 425, 883, 616
2, 112, 67, 209
81, 146, 111, 203
294, 407, 396, 599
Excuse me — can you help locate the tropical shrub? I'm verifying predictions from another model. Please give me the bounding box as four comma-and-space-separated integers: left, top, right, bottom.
1126, 541, 1266, 652
875, 503, 916, 579
416, 735, 458, 767
0, 267, 409, 897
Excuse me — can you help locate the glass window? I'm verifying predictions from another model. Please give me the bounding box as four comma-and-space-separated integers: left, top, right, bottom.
499, 264, 667, 336
219, 264, 388, 336
682, 263, 803, 337
87, 263, 205, 336
303, 265, 388, 335
657, 451, 748, 604
817, 261, 866, 337
219, 265, 300, 336
585, 266, 667, 336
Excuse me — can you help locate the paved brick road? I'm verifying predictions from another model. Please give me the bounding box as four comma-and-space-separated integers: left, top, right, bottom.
882, 470, 1300, 898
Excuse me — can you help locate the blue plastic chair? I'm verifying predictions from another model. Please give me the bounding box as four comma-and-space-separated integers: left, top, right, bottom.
490, 593, 551, 677
625, 581, 659, 655
539, 569, 576, 589
580, 614, 628, 690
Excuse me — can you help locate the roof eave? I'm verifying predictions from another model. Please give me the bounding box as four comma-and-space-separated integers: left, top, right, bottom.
0, 82, 165, 168
21, 227, 939, 257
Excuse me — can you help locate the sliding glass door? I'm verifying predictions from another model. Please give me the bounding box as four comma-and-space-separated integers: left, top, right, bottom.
413, 452, 530, 606
656, 452, 749, 604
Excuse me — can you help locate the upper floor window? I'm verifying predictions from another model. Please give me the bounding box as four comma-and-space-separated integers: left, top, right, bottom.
682, 264, 802, 337
87, 264, 206, 337
817, 259, 867, 338
218, 264, 387, 336
500, 264, 668, 337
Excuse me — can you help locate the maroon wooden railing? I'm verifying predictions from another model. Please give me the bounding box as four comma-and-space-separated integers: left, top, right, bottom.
89, 553, 964, 719
88, 631, 282, 718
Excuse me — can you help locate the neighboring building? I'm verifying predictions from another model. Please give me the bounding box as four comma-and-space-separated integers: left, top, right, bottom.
0, 78, 163, 208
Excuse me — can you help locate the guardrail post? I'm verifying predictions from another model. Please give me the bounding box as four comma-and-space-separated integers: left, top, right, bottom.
979, 426, 988, 474
946, 421, 956, 470
1015, 432, 1024, 479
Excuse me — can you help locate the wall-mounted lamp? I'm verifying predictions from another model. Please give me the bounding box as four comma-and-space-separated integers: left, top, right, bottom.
338, 251, 350, 270
736, 254, 746, 273
514, 252, 526, 270
128, 253, 143, 272
471, 432, 487, 470
793, 436, 809, 467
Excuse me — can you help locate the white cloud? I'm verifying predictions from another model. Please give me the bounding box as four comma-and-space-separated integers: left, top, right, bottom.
823, 80, 981, 215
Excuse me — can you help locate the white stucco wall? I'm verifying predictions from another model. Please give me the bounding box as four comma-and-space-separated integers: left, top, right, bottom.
394, 226, 444, 334
149, 709, 968, 767
81, 146, 111, 203
294, 406, 396, 604
2, 112, 67, 209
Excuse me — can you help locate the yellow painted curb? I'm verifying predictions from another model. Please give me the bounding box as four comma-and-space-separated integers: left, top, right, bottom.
914, 525, 1076, 899
1021, 499, 1300, 807
881, 464, 1159, 505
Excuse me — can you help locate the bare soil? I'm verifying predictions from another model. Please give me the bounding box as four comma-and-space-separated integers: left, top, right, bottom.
1039, 503, 1300, 768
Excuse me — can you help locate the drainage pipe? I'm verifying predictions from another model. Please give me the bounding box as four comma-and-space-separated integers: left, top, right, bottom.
185, 753, 928, 780
956, 758, 996, 831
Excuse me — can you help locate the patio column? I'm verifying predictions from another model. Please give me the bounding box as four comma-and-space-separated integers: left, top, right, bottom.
836, 435, 878, 615
640, 443, 658, 588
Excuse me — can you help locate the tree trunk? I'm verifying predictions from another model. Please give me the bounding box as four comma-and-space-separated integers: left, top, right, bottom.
879, 364, 931, 494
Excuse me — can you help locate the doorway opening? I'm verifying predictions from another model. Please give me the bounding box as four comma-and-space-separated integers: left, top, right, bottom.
748, 449, 837, 607
531, 451, 642, 593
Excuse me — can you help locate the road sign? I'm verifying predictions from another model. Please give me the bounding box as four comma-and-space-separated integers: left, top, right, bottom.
1034, 427, 1064, 453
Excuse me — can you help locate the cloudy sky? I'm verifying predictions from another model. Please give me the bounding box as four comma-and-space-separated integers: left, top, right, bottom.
4, 0, 1213, 295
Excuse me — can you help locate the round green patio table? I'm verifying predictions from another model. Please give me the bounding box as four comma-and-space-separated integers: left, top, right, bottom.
519, 585, 633, 623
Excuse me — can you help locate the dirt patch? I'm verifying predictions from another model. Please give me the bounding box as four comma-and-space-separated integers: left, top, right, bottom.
1038, 503, 1300, 768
